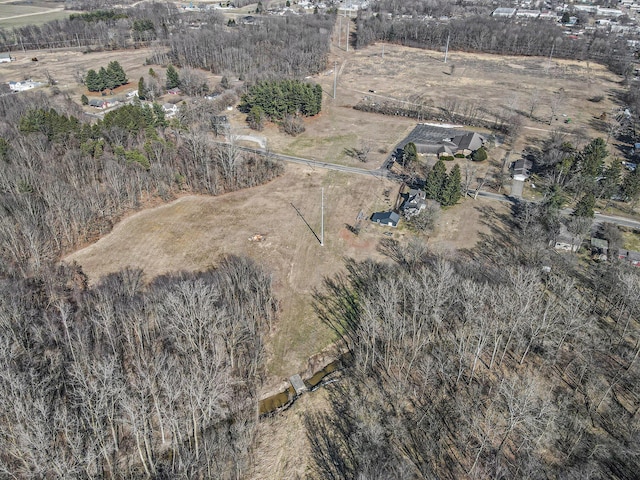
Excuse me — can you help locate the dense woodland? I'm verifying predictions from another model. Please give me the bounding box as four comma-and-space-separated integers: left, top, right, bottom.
0, 79, 283, 476
0, 6, 334, 81
165, 14, 334, 80
307, 212, 640, 478
0, 258, 274, 478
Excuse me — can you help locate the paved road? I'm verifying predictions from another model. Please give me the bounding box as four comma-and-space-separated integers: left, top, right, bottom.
594, 212, 640, 230
232, 144, 390, 179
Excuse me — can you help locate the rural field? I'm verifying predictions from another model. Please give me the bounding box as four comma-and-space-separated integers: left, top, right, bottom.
0, 47, 161, 93
1, 14, 632, 477
66, 160, 506, 391
227, 40, 624, 197
0, 1, 73, 28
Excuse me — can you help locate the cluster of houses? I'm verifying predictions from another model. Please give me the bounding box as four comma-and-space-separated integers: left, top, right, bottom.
553, 227, 640, 267
492, 7, 559, 20
370, 188, 431, 228
85, 88, 181, 117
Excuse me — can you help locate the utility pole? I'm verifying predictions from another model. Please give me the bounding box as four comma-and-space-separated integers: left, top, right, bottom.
345, 14, 349, 52
444, 32, 450, 63
382, 44, 384, 59
333, 61, 337, 99
321, 187, 324, 247
546, 42, 555, 73
338, 16, 342, 48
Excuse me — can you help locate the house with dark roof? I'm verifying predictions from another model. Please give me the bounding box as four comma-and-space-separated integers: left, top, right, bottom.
618, 249, 640, 267
399, 125, 487, 159
371, 211, 400, 227
447, 132, 485, 155
400, 189, 427, 218
512, 158, 533, 181
88, 98, 108, 108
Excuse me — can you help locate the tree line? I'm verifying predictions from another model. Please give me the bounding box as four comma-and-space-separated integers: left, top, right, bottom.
0, 257, 274, 478
0, 83, 283, 477
240, 80, 322, 120
164, 14, 335, 81
0, 7, 334, 82
240, 79, 323, 133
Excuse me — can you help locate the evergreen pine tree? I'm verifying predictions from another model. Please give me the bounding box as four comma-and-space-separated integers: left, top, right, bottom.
598, 159, 622, 200
166, 65, 180, 89
81, 94, 88, 105
622, 167, 640, 204
441, 164, 462, 206
425, 159, 447, 202
314, 84, 323, 115
108, 61, 126, 86
85, 69, 102, 92
152, 103, 167, 127
138, 77, 147, 100
579, 138, 607, 177
99, 66, 112, 91
573, 192, 596, 218
402, 142, 418, 166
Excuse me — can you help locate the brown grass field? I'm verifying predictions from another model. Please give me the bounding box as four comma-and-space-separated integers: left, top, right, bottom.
0, 2, 73, 28
66, 162, 505, 389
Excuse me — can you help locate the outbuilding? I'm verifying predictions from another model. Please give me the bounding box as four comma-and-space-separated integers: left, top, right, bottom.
371, 211, 400, 228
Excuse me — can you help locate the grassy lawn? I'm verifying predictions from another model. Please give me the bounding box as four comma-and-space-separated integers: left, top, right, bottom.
622, 229, 640, 251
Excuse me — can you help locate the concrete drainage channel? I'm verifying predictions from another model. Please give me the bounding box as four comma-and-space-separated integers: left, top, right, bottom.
258, 353, 352, 416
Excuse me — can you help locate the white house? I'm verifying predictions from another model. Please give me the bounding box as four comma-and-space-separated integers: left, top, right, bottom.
0, 53, 13, 63
8, 80, 43, 92
163, 103, 179, 116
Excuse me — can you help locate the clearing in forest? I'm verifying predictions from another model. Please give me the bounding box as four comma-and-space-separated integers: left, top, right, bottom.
66, 163, 506, 390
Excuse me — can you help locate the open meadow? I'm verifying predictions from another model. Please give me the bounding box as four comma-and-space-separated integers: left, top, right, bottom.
65, 161, 506, 391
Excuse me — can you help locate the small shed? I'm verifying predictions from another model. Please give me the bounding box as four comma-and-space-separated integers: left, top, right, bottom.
553, 224, 581, 252
371, 211, 400, 227
0, 52, 13, 63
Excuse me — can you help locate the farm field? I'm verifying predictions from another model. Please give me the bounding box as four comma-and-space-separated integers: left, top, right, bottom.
0, 1, 73, 28
0, 47, 157, 92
